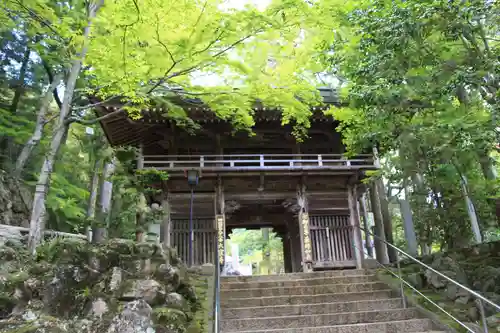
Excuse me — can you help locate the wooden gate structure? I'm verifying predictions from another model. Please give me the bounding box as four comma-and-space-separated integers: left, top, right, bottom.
95, 88, 378, 272
309, 215, 356, 269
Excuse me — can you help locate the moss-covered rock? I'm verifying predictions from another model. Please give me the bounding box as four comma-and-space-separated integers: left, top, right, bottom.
0, 238, 203, 333
153, 307, 188, 333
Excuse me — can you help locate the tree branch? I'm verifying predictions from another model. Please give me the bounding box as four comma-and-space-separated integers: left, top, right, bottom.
188, 1, 208, 41
66, 108, 125, 126
165, 33, 257, 81
66, 98, 135, 126
42, 60, 63, 109
154, 15, 177, 67
72, 95, 119, 110
190, 28, 225, 58
12, 0, 61, 37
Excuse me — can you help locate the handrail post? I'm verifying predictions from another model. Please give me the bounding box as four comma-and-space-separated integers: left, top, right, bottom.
318, 154, 323, 166
213, 230, 221, 333
200, 156, 205, 168
260, 154, 264, 167
478, 299, 489, 333
396, 252, 406, 308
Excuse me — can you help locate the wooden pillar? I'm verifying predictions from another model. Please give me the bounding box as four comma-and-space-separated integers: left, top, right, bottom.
215, 178, 226, 271
369, 183, 390, 264
215, 133, 223, 167
297, 181, 313, 272
348, 185, 364, 268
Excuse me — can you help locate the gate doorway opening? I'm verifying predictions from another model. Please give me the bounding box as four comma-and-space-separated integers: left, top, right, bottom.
226, 228, 284, 276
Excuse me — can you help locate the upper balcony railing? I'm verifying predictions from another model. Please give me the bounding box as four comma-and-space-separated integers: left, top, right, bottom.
139, 154, 376, 172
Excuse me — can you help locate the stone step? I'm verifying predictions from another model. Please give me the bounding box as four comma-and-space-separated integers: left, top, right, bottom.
220, 289, 395, 308
221, 318, 435, 333
221, 308, 420, 332
221, 274, 378, 290
221, 282, 387, 298
221, 269, 371, 283
222, 298, 404, 319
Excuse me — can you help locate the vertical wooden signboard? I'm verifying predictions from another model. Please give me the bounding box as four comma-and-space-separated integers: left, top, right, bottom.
216, 214, 225, 267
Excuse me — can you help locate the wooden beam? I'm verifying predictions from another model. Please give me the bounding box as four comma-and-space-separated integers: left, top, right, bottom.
163, 170, 374, 179
167, 190, 348, 201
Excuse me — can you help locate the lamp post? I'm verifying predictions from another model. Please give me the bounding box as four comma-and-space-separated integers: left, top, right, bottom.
187, 169, 199, 267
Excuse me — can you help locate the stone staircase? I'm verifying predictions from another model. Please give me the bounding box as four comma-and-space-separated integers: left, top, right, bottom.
220, 269, 446, 333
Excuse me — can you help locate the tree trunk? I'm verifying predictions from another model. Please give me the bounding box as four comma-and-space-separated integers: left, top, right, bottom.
478, 148, 497, 181
476, 147, 499, 225
369, 183, 389, 264
13, 74, 62, 178
27, 1, 104, 254
93, 160, 115, 244
375, 178, 398, 262
86, 157, 103, 240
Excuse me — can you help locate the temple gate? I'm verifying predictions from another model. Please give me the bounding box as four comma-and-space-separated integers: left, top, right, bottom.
96, 88, 377, 272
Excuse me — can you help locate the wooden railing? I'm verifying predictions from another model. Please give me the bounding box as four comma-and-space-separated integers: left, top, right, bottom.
140, 154, 376, 171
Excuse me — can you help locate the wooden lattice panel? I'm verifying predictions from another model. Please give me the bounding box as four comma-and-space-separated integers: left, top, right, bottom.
171, 218, 216, 265
309, 215, 356, 268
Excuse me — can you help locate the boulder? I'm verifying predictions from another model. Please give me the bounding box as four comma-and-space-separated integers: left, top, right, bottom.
455, 295, 471, 305
429, 256, 467, 284
106, 300, 155, 333
165, 292, 186, 310
153, 307, 188, 333
445, 283, 469, 301
424, 269, 447, 289
109, 267, 123, 292
467, 306, 479, 321
88, 298, 109, 319
121, 279, 166, 306
201, 263, 215, 276
0, 226, 23, 247
406, 273, 424, 289
486, 314, 500, 327
155, 264, 180, 291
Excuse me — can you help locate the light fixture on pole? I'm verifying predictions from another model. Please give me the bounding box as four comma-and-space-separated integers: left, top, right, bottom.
186, 169, 199, 267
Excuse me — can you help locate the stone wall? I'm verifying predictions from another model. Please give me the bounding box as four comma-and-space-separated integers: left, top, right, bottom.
0, 237, 209, 333
387, 241, 500, 331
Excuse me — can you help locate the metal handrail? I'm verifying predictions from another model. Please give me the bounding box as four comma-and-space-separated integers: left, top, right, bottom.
213, 234, 221, 333
354, 225, 500, 333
